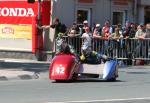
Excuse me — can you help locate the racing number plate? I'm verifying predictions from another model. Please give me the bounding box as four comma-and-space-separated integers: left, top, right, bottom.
55, 64, 65, 74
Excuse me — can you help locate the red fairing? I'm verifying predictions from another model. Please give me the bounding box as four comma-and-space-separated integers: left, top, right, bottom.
49, 53, 79, 80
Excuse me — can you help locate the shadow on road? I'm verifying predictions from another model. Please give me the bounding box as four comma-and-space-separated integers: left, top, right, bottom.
51, 79, 124, 83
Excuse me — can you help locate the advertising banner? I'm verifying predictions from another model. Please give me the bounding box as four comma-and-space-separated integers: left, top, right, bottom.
0, 0, 51, 39
0, 24, 32, 39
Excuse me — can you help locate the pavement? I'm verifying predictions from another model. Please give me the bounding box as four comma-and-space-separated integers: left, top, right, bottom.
0, 69, 38, 81
0, 58, 50, 81
0, 38, 32, 51
0, 38, 51, 81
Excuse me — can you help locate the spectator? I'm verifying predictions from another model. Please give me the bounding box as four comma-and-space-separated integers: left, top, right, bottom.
129, 23, 136, 38
111, 25, 121, 40
144, 23, 150, 38
67, 22, 80, 54
102, 20, 113, 39
93, 23, 102, 39
68, 22, 79, 37
101, 20, 113, 55
122, 21, 134, 60
109, 26, 122, 57
80, 27, 92, 60
79, 20, 91, 35
50, 17, 67, 38
143, 23, 150, 58
92, 23, 102, 52
122, 21, 131, 38
134, 24, 145, 58
135, 24, 145, 39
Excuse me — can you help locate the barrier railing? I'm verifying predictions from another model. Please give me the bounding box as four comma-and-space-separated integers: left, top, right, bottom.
59, 36, 150, 63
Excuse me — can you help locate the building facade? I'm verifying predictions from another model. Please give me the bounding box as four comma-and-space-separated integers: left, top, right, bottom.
138, 0, 150, 24
51, 0, 150, 27
51, 0, 137, 27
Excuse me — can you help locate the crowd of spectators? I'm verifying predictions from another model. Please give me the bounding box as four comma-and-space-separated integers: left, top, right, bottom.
49, 17, 150, 62
48, 17, 150, 40
66, 20, 150, 40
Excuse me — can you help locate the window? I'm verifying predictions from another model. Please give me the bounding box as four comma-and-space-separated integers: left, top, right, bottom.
144, 6, 150, 24
76, 9, 92, 25
113, 12, 123, 25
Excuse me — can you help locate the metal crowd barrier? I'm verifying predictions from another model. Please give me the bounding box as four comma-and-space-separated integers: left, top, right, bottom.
59, 36, 150, 64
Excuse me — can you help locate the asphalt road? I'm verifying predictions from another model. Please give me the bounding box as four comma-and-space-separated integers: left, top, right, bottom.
0, 61, 150, 103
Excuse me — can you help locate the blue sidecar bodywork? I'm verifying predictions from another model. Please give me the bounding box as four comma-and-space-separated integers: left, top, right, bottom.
78, 59, 118, 81
102, 59, 118, 80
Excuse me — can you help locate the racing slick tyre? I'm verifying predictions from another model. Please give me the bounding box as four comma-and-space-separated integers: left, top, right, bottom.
107, 66, 118, 82
72, 73, 78, 81
55, 80, 71, 83
55, 80, 63, 82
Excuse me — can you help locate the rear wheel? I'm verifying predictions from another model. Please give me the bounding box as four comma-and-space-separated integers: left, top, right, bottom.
72, 73, 78, 81
107, 77, 116, 81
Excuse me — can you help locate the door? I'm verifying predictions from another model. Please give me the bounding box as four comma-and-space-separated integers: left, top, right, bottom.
145, 6, 150, 24
113, 12, 124, 25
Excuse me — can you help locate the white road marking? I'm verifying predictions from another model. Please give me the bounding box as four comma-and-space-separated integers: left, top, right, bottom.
0, 58, 49, 64
45, 97, 150, 103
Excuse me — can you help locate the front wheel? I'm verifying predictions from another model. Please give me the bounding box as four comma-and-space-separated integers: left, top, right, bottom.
107, 77, 116, 81
107, 66, 118, 81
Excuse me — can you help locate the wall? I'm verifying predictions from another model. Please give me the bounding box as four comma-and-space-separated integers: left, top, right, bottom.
111, 0, 134, 25
95, 0, 111, 25
54, 0, 75, 27
140, 0, 150, 5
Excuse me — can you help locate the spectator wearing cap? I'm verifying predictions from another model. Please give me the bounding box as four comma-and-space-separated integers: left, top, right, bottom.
93, 23, 102, 39
80, 20, 91, 35
92, 23, 102, 51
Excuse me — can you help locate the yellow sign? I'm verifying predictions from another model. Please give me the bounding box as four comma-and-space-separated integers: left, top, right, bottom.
0, 24, 32, 39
